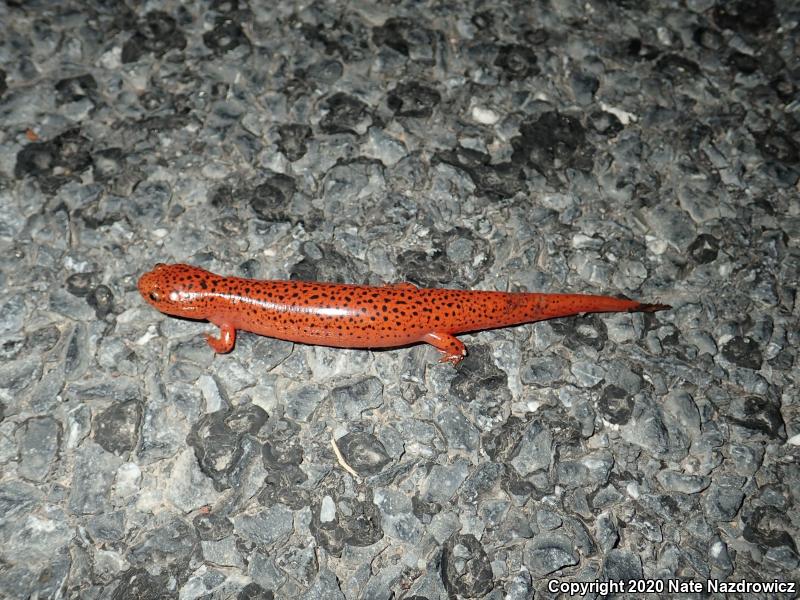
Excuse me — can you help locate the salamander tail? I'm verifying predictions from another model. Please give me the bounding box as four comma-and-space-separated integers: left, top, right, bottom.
521, 293, 672, 321
450, 291, 671, 333
631, 302, 671, 313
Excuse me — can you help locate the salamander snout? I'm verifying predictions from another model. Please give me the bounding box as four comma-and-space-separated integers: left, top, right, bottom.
138, 263, 210, 319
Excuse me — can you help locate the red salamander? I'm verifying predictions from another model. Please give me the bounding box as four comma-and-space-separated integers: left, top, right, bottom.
138, 263, 670, 365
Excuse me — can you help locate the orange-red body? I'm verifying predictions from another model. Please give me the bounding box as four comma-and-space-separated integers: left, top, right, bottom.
138, 264, 669, 365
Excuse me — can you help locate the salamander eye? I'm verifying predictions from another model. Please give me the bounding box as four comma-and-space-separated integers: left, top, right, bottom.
149, 291, 160, 302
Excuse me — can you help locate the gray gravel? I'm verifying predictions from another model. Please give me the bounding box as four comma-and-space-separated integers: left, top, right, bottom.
1, 0, 799, 598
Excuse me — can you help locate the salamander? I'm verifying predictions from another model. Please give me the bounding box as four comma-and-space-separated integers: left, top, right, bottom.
138, 263, 670, 365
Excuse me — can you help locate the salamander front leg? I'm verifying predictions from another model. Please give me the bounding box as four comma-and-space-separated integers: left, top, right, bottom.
423, 332, 467, 366
206, 323, 236, 353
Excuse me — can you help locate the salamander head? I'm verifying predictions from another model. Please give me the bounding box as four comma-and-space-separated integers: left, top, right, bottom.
138, 263, 215, 319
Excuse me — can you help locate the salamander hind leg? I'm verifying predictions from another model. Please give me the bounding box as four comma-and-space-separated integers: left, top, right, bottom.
206, 323, 236, 353
423, 332, 467, 366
